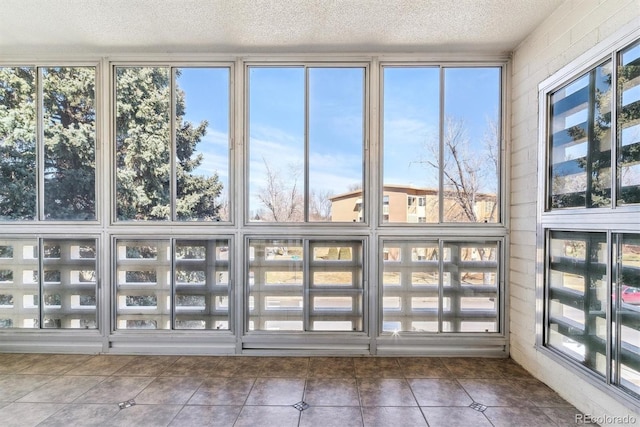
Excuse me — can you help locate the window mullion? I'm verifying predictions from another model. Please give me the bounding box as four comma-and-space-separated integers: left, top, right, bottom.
37, 67, 44, 221
304, 66, 310, 223
170, 67, 177, 222
438, 67, 445, 223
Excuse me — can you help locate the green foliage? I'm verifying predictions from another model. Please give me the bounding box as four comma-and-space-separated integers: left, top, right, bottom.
0, 67, 37, 219
116, 67, 223, 220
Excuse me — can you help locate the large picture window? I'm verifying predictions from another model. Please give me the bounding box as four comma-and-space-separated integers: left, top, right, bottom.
247, 66, 365, 223
382, 66, 501, 224
115, 66, 230, 222
0, 66, 96, 221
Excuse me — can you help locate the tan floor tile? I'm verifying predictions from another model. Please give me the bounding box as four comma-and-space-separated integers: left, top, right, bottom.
397, 357, 452, 378
134, 376, 203, 405
160, 356, 222, 377
188, 377, 255, 405
169, 405, 242, 427
308, 357, 355, 378
362, 407, 427, 427
245, 378, 305, 406
304, 378, 360, 406
259, 357, 309, 377
113, 355, 179, 377
422, 406, 493, 427
0, 402, 66, 427
74, 376, 155, 404
458, 378, 530, 406
17, 375, 106, 403
484, 406, 558, 427
409, 378, 473, 406
0, 375, 56, 401
36, 403, 120, 427
70, 355, 136, 376
234, 405, 300, 427
108, 403, 182, 427
212, 356, 265, 377
300, 406, 363, 427
358, 378, 417, 406
355, 357, 403, 378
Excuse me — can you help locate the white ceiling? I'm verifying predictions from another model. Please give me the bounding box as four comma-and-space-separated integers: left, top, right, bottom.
0, 0, 565, 56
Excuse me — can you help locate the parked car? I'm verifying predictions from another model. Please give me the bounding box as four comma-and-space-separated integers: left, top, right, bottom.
620, 285, 640, 305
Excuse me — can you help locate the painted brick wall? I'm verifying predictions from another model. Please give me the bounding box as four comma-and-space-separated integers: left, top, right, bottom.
510, 0, 640, 421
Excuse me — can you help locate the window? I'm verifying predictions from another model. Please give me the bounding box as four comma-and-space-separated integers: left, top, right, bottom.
540, 36, 640, 402
382, 66, 501, 224
382, 239, 499, 334
115, 66, 230, 222
115, 238, 231, 330
247, 66, 365, 223
248, 238, 364, 331
0, 57, 505, 355
0, 66, 97, 221
0, 238, 98, 329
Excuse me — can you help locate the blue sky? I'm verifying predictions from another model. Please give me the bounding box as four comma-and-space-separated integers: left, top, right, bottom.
176, 65, 500, 215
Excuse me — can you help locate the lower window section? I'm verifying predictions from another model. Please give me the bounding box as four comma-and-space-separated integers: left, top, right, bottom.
115, 238, 231, 330
545, 230, 640, 399
247, 238, 364, 332
382, 239, 500, 334
0, 238, 98, 329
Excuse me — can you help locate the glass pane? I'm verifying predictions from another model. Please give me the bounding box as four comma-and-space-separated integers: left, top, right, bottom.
0, 67, 37, 220
42, 67, 96, 220
382, 67, 439, 223
175, 68, 230, 221
248, 67, 304, 222
615, 233, 640, 396
248, 239, 303, 331
547, 231, 607, 376
0, 239, 38, 328
174, 239, 230, 330
382, 241, 439, 333
549, 62, 612, 209
116, 67, 171, 221
42, 239, 97, 329
116, 239, 171, 329
308, 68, 364, 222
618, 42, 640, 205
309, 240, 363, 331
443, 241, 499, 332
443, 68, 501, 222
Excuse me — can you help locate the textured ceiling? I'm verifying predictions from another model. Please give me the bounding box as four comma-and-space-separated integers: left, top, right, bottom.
0, 0, 565, 55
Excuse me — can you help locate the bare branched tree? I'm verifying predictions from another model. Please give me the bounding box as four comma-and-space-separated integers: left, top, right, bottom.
257, 158, 303, 221
310, 189, 333, 221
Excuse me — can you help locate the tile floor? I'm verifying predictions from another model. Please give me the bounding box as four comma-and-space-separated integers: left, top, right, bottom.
0, 354, 596, 426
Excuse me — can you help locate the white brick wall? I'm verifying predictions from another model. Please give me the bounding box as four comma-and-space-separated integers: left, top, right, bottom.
510, 0, 640, 421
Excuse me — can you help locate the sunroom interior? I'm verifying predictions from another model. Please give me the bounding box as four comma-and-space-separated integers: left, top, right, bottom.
0, 0, 639, 423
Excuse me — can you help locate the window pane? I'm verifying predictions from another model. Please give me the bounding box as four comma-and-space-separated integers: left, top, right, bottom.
175, 68, 229, 221
116, 67, 171, 220
549, 62, 612, 209
116, 239, 171, 329
309, 68, 364, 222
547, 231, 607, 376
382, 67, 439, 223
443, 68, 500, 222
309, 240, 363, 331
0, 67, 37, 220
0, 239, 38, 328
382, 241, 439, 333
248, 239, 303, 330
618, 42, 640, 205
42, 239, 97, 329
174, 239, 230, 330
443, 241, 499, 332
42, 67, 96, 220
248, 67, 304, 222
615, 233, 640, 397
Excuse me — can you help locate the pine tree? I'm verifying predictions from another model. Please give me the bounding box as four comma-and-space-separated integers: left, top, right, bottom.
0, 66, 222, 221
